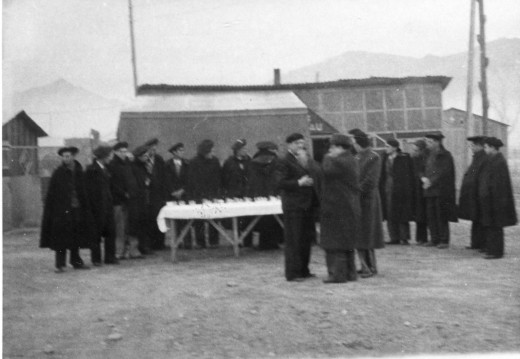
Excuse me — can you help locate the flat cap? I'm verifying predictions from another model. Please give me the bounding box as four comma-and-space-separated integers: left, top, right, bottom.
231, 139, 247, 152
58, 146, 79, 156
169, 142, 184, 153
484, 137, 504, 149
113, 141, 128, 151
285, 133, 304, 143
329, 134, 352, 147
144, 137, 159, 146
256, 141, 278, 151
133, 145, 149, 158
425, 133, 445, 141
466, 136, 486, 144
386, 139, 400, 148
93, 145, 113, 160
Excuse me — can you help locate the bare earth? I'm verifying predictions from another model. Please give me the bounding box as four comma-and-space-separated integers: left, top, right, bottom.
3, 221, 520, 359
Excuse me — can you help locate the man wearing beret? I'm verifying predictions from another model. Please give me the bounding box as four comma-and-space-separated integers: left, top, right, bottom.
458, 136, 488, 251
275, 133, 320, 282
40, 146, 93, 272
421, 133, 457, 248
85, 145, 118, 265
477, 137, 517, 259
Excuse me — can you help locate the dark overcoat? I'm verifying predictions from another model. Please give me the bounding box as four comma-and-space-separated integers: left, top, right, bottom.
319, 152, 361, 250
457, 150, 487, 221
108, 155, 132, 206
185, 155, 222, 201
411, 152, 428, 223
40, 161, 94, 250
85, 161, 115, 241
478, 152, 518, 228
127, 160, 149, 236
379, 151, 415, 222
356, 149, 385, 250
247, 150, 280, 197
165, 157, 189, 200
222, 155, 250, 198
149, 154, 168, 216
423, 146, 458, 222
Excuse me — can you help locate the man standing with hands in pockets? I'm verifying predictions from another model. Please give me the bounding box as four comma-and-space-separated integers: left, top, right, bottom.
276, 133, 320, 282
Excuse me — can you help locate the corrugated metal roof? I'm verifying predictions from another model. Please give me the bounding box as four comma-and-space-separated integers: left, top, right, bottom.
137, 76, 452, 95
122, 90, 307, 113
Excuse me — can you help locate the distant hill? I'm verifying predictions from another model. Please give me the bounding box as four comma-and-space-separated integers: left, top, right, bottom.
284, 37, 520, 145
9, 78, 124, 142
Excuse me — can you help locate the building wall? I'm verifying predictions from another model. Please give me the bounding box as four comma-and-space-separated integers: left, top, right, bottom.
3, 176, 43, 229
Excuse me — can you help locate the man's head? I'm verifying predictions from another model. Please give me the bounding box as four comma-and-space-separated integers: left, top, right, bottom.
386, 139, 400, 154
328, 134, 352, 156
169, 143, 185, 159
113, 141, 129, 160
231, 139, 247, 158
411, 139, 427, 156
58, 146, 79, 167
93, 145, 114, 164
425, 133, 444, 150
133, 145, 149, 163
144, 138, 159, 154
483, 137, 503, 155
286, 133, 306, 153
466, 136, 485, 154
197, 139, 215, 159
348, 128, 370, 152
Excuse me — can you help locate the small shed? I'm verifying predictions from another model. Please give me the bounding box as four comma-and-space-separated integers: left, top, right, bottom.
118, 90, 311, 161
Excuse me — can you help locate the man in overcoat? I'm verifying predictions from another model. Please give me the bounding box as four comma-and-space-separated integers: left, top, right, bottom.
275, 133, 320, 282
421, 133, 457, 248
478, 137, 517, 259
457, 136, 488, 251
40, 146, 92, 272
85, 145, 118, 265
185, 139, 222, 248
349, 129, 384, 277
411, 140, 429, 243
379, 139, 415, 245
320, 134, 361, 283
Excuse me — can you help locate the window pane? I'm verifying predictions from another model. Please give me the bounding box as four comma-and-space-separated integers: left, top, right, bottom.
343, 91, 364, 111
366, 90, 383, 110
322, 92, 342, 112
385, 88, 404, 109
423, 86, 442, 107
367, 112, 385, 131
387, 111, 405, 131
424, 109, 442, 129
405, 88, 422, 108
407, 109, 425, 130
345, 112, 366, 131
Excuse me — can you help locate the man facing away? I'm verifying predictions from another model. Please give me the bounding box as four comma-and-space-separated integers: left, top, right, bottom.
275, 133, 320, 282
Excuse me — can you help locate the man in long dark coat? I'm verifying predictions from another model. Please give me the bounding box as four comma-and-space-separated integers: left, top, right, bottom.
349, 129, 384, 277
275, 133, 320, 282
185, 139, 222, 249
411, 140, 429, 244
458, 136, 488, 251
165, 142, 191, 249
85, 145, 118, 265
379, 139, 414, 245
222, 139, 253, 246
478, 137, 517, 259
421, 133, 458, 248
248, 141, 284, 250
320, 134, 361, 283
40, 146, 92, 272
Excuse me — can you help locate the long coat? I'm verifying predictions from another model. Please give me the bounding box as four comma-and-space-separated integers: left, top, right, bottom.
222, 155, 250, 198
423, 146, 458, 222
356, 148, 385, 250
247, 150, 280, 197
85, 161, 115, 241
458, 150, 487, 221
185, 155, 222, 201
411, 151, 428, 223
379, 151, 415, 222
165, 157, 189, 200
40, 161, 94, 250
108, 155, 132, 206
478, 152, 517, 228
148, 154, 168, 217
319, 152, 361, 250
128, 160, 150, 237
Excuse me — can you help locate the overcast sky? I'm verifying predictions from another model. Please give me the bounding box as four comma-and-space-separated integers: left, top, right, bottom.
3, 0, 520, 101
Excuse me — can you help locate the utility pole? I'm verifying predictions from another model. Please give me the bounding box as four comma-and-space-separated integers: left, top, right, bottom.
477, 0, 489, 135
128, 0, 139, 97
465, 0, 477, 166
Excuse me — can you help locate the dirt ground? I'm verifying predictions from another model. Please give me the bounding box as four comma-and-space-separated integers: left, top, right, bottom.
3, 220, 520, 359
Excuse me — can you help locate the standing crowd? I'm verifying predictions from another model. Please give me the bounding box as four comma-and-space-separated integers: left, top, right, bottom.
40, 130, 516, 280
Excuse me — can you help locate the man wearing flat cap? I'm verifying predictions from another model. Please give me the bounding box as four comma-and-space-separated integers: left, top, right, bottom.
477, 137, 517, 259
379, 138, 414, 246
40, 146, 93, 272
275, 132, 320, 282
349, 129, 384, 278
85, 145, 118, 265
458, 136, 488, 251
421, 133, 457, 248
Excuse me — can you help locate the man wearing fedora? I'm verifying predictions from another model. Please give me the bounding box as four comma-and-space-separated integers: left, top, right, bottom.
85, 145, 118, 265
458, 136, 488, 251
477, 137, 517, 259
421, 133, 457, 248
40, 146, 93, 272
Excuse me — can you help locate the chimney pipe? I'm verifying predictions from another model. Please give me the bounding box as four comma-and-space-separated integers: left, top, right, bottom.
274, 69, 281, 85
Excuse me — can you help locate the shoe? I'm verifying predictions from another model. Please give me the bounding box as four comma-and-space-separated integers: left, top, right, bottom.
92, 262, 102, 267
465, 246, 476, 250
73, 264, 91, 270
303, 273, 316, 278
478, 249, 487, 253
437, 244, 449, 249
385, 241, 400, 245
129, 254, 145, 259
287, 277, 305, 282
55, 267, 66, 273
359, 272, 374, 278
484, 254, 502, 259
401, 241, 410, 245
105, 259, 120, 265
323, 277, 347, 284
422, 242, 436, 247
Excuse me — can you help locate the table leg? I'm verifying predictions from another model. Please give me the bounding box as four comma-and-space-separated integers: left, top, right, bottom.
239, 216, 262, 244
274, 215, 284, 229
232, 217, 239, 257
170, 219, 178, 263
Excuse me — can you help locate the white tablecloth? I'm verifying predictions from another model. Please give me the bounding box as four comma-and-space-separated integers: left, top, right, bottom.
157, 197, 283, 233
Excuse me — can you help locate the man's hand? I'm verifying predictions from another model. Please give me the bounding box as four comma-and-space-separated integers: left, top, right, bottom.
171, 189, 185, 199
298, 175, 314, 187
421, 177, 431, 189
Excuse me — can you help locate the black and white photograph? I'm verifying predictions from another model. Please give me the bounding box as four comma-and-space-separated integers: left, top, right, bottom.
2, 0, 520, 358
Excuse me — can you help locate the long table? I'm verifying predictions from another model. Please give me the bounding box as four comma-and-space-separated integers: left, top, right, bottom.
157, 197, 283, 262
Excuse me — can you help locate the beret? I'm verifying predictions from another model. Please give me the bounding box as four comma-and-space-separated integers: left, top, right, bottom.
113, 141, 128, 151
144, 138, 159, 146
231, 139, 247, 152
466, 136, 486, 144
58, 146, 79, 156
256, 141, 278, 151
169, 142, 184, 153
425, 133, 445, 141
286, 133, 304, 143
329, 134, 352, 147
93, 145, 113, 160
386, 139, 400, 148
484, 137, 504, 149
133, 145, 149, 158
